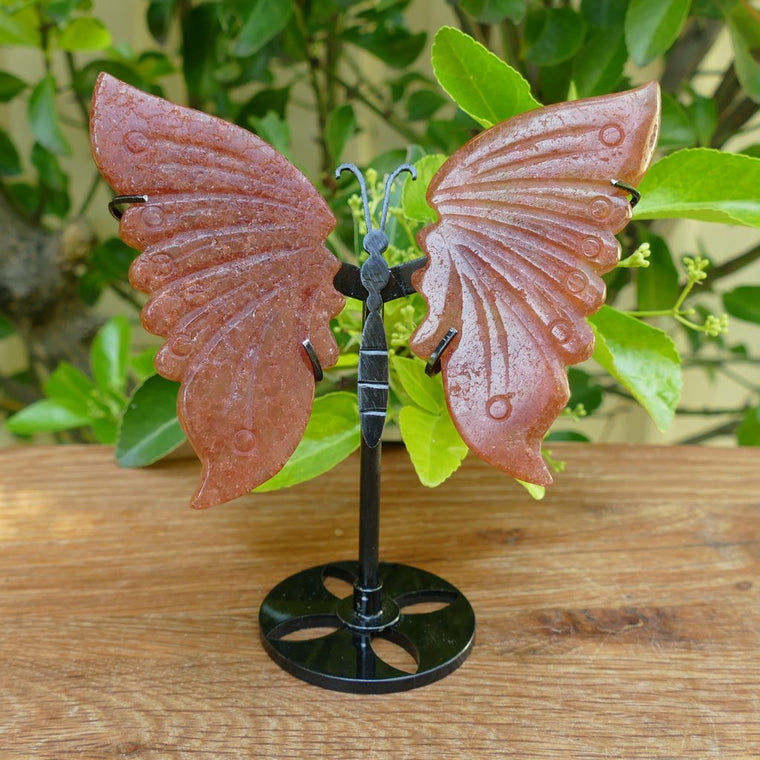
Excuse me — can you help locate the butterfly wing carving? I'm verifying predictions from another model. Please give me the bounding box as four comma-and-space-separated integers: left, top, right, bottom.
410, 83, 660, 486
90, 73, 345, 508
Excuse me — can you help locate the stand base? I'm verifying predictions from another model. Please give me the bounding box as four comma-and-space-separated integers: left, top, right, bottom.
259, 561, 475, 694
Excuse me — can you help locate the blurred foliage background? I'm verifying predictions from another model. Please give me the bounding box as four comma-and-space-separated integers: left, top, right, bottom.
1, 0, 759, 492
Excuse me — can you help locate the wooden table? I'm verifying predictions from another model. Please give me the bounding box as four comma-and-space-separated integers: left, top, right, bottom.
1, 443, 758, 758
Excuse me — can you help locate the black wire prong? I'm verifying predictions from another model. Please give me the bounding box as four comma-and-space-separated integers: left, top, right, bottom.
379, 163, 417, 232
302, 339, 324, 382
610, 179, 641, 208
335, 163, 372, 232
108, 194, 148, 220
425, 327, 458, 376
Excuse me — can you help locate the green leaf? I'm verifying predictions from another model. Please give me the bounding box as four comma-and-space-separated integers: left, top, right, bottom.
90, 316, 130, 394
431, 26, 540, 128
116, 375, 185, 467
31, 143, 67, 191
538, 62, 573, 103
325, 104, 357, 164
391, 355, 444, 414
89, 236, 137, 283
147, 0, 178, 44
251, 112, 291, 158
0, 71, 26, 101
401, 153, 446, 223
567, 367, 603, 414
399, 405, 468, 487
130, 347, 158, 382
742, 144, 760, 158
572, 27, 626, 97
343, 27, 426, 69
0, 5, 39, 46
634, 149, 760, 227
136, 50, 175, 82
589, 305, 682, 432
181, 4, 220, 104
726, 1, 760, 102
546, 430, 591, 443
0, 315, 14, 339
255, 391, 360, 492
723, 286, 760, 323
516, 479, 546, 499
658, 92, 696, 149
237, 86, 290, 124
233, 0, 293, 57
28, 75, 71, 156
459, 0, 526, 23
5, 399, 93, 435
689, 94, 717, 146
58, 16, 111, 51
737, 406, 760, 446
580, 0, 629, 28
0, 129, 21, 175
524, 7, 586, 67
406, 89, 447, 120
44, 361, 96, 416
92, 417, 118, 444
636, 233, 681, 311
44, 0, 85, 23
625, 0, 691, 66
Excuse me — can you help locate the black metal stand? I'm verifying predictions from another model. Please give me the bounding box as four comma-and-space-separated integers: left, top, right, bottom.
259, 438, 475, 694
259, 163, 475, 693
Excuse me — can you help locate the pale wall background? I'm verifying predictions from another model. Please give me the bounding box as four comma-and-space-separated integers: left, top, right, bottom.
1, 0, 758, 447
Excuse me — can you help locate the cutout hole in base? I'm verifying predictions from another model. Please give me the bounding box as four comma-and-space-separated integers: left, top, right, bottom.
397, 590, 458, 615
278, 626, 339, 642
323, 574, 353, 599
371, 634, 418, 674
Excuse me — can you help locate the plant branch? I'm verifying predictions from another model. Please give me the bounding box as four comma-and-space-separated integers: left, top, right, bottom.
330, 73, 421, 143
64, 51, 91, 126
712, 96, 760, 147
661, 17, 722, 91
713, 64, 740, 113
676, 420, 740, 444
598, 382, 749, 416
704, 241, 760, 286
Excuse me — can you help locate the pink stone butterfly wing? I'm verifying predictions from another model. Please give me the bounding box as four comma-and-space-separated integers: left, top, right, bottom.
90, 73, 345, 508
410, 83, 660, 486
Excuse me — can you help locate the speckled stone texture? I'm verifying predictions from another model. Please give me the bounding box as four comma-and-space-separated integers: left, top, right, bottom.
411, 83, 660, 486
90, 73, 344, 508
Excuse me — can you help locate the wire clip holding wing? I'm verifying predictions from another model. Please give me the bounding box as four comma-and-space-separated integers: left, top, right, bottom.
108, 194, 148, 220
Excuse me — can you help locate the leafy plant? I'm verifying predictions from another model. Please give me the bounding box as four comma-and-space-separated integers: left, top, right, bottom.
2, 1, 760, 494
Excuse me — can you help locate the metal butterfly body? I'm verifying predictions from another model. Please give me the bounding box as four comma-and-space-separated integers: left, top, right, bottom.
90, 73, 660, 508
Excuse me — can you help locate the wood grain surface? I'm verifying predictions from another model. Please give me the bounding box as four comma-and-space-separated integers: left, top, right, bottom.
1, 442, 758, 759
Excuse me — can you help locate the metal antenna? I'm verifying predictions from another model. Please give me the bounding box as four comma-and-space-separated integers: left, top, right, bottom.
335, 163, 372, 232
380, 163, 416, 231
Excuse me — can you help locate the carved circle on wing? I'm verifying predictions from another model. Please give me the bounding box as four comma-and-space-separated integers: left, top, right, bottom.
549, 319, 572, 343
149, 253, 174, 278
169, 332, 193, 357
581, 236, 602, 259
565, 271, 589, 294
124, 130, 149, 154
142, 206, 165, 228
589, 196, 613, 220
232, 429, 257, 455
487, 395, 512, 421
599, 123, 625, 147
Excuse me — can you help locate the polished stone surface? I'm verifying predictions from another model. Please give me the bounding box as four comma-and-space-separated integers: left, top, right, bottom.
411, 83, 660, 486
